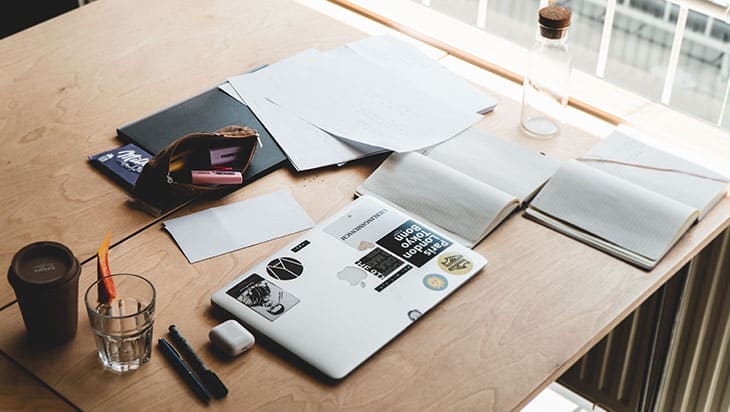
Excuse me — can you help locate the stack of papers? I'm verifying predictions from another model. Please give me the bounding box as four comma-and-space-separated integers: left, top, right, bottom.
220, 35, 496, 171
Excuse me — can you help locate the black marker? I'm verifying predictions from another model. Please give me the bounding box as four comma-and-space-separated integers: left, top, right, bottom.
168, 325, 229, 399
158, 338, 211, 404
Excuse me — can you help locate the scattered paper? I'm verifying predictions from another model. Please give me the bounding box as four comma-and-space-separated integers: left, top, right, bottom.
346, 35, 497, 114
218, 63, 269, 105
227, 51, 385, 171
224, 36, 495, 168
258, 46, 481, 152
218, 82, 246, 105
163, 190, 314, 263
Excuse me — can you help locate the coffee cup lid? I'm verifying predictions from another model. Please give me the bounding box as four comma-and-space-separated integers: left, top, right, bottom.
8, 241, 80, 290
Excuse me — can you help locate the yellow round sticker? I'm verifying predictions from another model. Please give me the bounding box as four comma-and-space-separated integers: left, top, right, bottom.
423, 274, 448, 291
437, 253, 473, 275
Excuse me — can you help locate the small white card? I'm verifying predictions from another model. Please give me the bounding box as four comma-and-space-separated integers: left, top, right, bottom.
163, 190, 315, 263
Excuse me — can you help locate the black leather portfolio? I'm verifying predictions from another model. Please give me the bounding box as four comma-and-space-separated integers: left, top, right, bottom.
117, 87, 288, 184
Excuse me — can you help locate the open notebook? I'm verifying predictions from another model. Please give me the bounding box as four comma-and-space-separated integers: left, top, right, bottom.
525, 131, 729, 270
356, 127, 560, 247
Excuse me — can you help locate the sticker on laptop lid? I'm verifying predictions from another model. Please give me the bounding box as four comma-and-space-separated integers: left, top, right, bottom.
377, 220, 452, 267
290, 240, 310, 253
423, 274, 449, 291
355, 247, 404, 279
374, 264, 412, 293
323, 204, 401, 250
226, 274, 299, 322
266, 257, 304, 280
437, 253, 473, 275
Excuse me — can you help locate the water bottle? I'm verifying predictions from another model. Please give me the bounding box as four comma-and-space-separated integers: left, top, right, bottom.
520, 5, 572, 139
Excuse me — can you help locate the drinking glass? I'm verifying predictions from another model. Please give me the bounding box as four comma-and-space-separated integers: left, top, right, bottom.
84, 274, 156, 373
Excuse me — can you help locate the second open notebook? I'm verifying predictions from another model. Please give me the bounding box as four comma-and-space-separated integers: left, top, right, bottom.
356, 127, 559, 247
525, 131, 729, 270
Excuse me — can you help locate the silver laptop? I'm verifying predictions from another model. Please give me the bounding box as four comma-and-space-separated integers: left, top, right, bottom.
211, 195, 487, 379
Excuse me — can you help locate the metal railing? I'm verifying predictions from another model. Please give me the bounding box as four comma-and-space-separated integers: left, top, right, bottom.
419, 0, 730, 128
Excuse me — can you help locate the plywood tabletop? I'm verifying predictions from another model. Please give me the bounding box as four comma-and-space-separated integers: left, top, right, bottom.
0, 0, 369, 307
2, 0, 730, 410
1, 158, 728, 412
1, 94, 729, 411
0, 354, 74, 412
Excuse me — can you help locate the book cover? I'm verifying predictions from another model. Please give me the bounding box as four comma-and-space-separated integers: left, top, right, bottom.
88, 143, 152, 190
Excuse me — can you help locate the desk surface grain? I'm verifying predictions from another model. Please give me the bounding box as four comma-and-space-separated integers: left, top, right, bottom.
1, 156, 728, 412
2, 76, 730, 412
1, 0, 730, 411
0, 0, 367, 307
0, 354, 74, 411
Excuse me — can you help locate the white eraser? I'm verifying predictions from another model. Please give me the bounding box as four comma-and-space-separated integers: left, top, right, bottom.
209, 320, 255, 357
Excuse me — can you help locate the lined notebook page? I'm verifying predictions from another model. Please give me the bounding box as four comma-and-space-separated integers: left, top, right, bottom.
358, 152, 517, 247
582, 131, 728, 219
425, 127, 559, 203
529, 160, 697, 262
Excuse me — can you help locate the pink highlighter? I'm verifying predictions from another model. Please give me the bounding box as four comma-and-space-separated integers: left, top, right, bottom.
191, 170, 243, 185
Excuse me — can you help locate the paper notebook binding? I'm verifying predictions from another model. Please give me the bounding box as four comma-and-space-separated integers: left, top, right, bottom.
523, 207, 657, 269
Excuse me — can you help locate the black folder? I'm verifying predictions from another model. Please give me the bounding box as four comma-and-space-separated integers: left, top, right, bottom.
117, 87, 288, 184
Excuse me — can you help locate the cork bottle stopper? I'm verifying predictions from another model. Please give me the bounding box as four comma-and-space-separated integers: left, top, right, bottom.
539, 5, 571, 39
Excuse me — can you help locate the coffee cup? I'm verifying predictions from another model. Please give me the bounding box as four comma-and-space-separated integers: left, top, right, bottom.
8, 241, 81, 345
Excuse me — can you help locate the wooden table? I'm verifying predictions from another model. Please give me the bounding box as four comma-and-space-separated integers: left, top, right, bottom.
1, 0, 729, 411
0, 354, 74, 411
0, 0, 366, 308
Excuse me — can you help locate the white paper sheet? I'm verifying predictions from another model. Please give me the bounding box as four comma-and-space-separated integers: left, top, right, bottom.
583, 130, 729, 219
218, 81, 246, 105
357, 152, 518, 247
163, 190, 314, 263
425, 127, 560, 203
530, 160, 697, 262
228, 50, 386, 171
255, 46, 481, 152
347, 34, 497, 114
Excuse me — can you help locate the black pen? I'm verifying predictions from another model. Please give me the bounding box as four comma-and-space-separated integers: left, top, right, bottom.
168, 325, 228, 398
158, 338, 211, 404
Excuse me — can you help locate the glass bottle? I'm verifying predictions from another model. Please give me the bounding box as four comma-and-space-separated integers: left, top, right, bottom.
520, 5, 572, 139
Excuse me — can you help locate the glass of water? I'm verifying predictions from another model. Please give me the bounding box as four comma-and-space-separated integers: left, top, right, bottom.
84, 274, 156, 373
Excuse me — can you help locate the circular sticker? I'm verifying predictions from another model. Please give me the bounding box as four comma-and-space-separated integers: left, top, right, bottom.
423, 274, 448, 291
437, 253, 473, 275
266, 257, 304, 280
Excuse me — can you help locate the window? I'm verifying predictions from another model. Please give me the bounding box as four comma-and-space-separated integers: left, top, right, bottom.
353, 0, 730, 130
